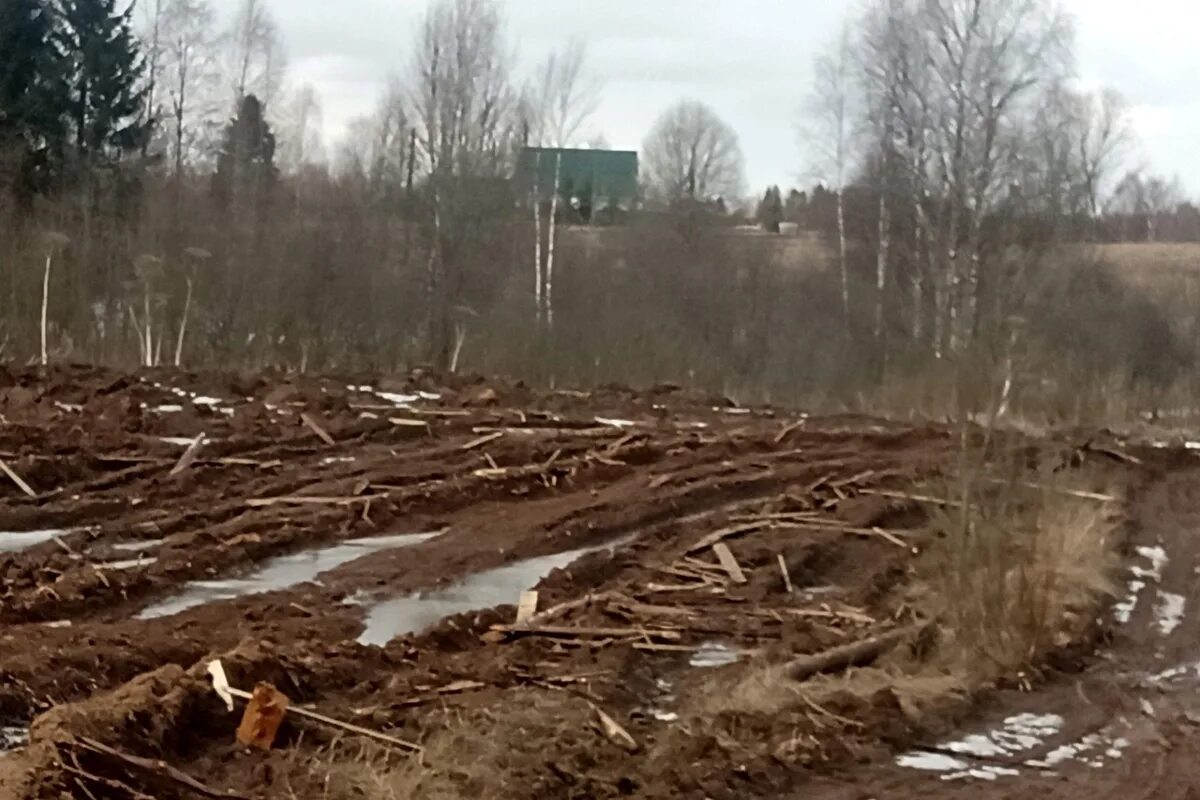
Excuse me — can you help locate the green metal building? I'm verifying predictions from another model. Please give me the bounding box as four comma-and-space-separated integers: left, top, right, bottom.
514, 147, 639, 222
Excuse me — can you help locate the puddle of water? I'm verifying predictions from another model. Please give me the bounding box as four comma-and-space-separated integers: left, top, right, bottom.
357, 537, 632, 646
0, 530, 69, 554
1155, 591, 1186, 635
137, 532, 441, 619
689, 643, 743, 669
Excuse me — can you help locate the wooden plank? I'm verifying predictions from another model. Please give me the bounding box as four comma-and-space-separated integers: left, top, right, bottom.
300, 413, 336, 446
712, 543, 747, 584
685, 522, 771, 554
515, 590, 539, 624
462, 431, 504, 451
0, 457, 36, 497
169, 433, 206, 476
777, 554, 794, 594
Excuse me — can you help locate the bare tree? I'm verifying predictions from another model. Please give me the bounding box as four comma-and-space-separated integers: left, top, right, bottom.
409, 0, 516, 367
226, 0, 286, 111
643, 100, 744, 205
1111, 170, 1184, 242
160, 0, 222, 177
805, 22, 856, 326
524, 39, 602, 148
277, 83, 325, 173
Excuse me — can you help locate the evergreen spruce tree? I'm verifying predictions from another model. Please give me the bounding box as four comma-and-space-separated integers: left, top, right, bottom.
213, 93, 276, 209
0, 0, 70, 201
54, 0, 148, 166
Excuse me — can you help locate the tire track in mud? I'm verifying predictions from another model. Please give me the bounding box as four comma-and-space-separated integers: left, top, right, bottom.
803, 467, 1200, 800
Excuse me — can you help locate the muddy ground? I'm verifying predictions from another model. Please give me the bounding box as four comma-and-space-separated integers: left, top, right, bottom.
0, 365, 1180, 799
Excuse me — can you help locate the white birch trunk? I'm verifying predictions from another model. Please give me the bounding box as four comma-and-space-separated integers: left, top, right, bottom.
545, 153, 562, 331
875, 191, 889, 343
836, 188, 849, 326
40, 254, 51, 366
174, 276, 192, 367
532, 152, 543, 327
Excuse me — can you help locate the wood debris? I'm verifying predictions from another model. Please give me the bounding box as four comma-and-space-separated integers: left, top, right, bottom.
777, 554, 794, 593
74, 737, 247, 800
488, 623, 683, 642
462, 431, 504, 451
711, 543, 747, 584
0, 457, 36, 497
785, 624, 927, 682
591, 704, 639, 752
300, 412, 336, 446
169, 433, 206, 476
516, 590, 539, 624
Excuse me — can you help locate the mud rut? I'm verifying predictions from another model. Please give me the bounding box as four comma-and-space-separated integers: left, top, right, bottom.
0, 366, 1179, 799
803, 468, 1200, 800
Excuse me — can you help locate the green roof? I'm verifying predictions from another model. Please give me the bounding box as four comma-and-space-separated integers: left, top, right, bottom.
514, 147, 639, 206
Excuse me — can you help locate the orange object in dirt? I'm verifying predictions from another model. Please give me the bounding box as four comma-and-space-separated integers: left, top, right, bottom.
236, 682, 290, 750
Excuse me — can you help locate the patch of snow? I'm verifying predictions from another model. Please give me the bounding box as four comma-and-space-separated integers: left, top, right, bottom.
111, 539, 165, 552
416, 391, 441, 401
896, 751, 968, 772
595, 417, 636, 428
1155, 591, 1186, 636
1136, 545, 1169, 580
159, 436, 198, 447
95, 557, 157, 570
943, 765, 1021, 782
149, 404, 184, 413
320, 456, 356, 466
376, 391, 419, 406
689, 643, 742, 669
192, 396, 222, 407
652, 710, 679, 722
0, 530, 68, 554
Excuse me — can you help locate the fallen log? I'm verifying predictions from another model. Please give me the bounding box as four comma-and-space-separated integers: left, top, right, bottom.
785, 624, 927, 682
489, 623, 682, 642
75, 736, 247, 800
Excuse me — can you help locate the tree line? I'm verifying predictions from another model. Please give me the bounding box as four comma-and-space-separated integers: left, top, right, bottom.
0, 0, 1195, 422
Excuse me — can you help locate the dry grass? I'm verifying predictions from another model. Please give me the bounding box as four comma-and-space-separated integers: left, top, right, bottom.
919, 468, 1119, 683
299, 691, 594, 800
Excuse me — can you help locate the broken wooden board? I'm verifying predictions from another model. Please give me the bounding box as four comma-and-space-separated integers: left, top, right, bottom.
516, 590, 539, 624
711, 543, 747, 584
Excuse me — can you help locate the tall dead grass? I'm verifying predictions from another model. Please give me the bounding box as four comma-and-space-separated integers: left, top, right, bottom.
920, 457, 1120, 683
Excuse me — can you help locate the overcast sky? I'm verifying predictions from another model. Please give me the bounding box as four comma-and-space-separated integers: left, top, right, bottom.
208, 0, 1200, 196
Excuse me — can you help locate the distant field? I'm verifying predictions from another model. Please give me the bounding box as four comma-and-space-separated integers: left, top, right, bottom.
1095, 243, 1200, 290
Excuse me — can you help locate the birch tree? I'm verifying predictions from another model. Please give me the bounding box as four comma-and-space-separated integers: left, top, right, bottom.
523, 40, 603, 336
410, 0, 516, 368
806, 22, 856, 326
160, 0, 222, 177
226, 0, 286, 111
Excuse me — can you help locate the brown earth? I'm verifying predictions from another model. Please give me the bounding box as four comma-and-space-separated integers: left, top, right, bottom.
0, 365, 1176, 799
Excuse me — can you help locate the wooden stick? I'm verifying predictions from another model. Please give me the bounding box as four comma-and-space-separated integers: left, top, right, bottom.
685, 522, 772, 554
75, 737, 247, 799
169, 433, 206, 476
526, 591, 624, 625
777, 554, 794, 594
712, 543, 747, 584
245, 494, 377, 508
462, 431, 504, 451
0, 457, 36, 497
213, 683, 421, 752
785, 624, 927, 681
490, 623, 682, 642
591, 704, 639, 752
858, 488, 962, 508
300, 413, 336, 446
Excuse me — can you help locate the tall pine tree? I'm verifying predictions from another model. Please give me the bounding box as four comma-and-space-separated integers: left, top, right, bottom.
54, 0, 148, 166
0, 0, 70, 202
